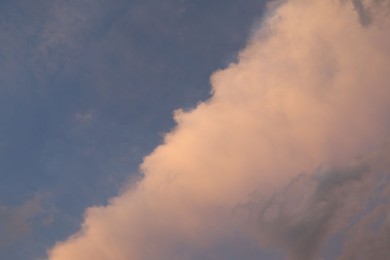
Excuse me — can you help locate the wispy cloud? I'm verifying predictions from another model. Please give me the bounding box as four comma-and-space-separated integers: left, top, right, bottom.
0, 193, 52, 250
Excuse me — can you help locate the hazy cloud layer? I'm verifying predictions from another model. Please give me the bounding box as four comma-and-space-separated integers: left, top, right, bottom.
48, 0, 390, 259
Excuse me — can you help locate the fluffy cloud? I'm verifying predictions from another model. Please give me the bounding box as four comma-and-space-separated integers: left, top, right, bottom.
48, 0, 390, 259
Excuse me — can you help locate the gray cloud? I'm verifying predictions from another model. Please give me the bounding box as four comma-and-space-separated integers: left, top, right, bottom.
352, 0, 373, 26
339, 207, 390, 260
251, 144, 390, 260
338, 145, 390, 259
351, 0, 390, 27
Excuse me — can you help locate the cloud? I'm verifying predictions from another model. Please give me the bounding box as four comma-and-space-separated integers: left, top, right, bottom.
0, 194, 45, 250
48, 0, 390, 259
337, 145, 390, 259
252, 146, 390, 260
352, 0, 372, 26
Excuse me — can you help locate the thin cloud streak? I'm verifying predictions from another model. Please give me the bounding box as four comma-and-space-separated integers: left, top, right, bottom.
48, 0, 390, 259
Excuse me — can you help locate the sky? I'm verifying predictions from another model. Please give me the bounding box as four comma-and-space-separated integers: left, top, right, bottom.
2, 0, 390, 259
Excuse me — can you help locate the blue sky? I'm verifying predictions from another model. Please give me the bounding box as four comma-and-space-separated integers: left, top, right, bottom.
0, 0, 267, 259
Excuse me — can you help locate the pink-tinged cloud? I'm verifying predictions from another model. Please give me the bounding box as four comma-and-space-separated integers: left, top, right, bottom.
48, 0, 390, 259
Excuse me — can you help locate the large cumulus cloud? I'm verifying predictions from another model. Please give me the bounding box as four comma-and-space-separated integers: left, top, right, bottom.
48, 0, 390, 259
